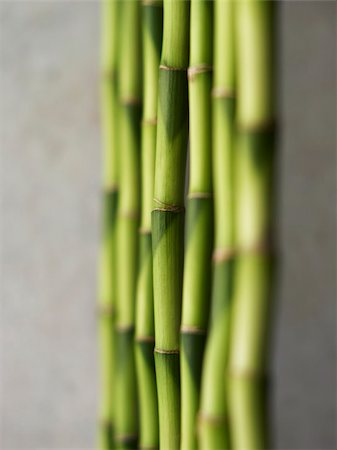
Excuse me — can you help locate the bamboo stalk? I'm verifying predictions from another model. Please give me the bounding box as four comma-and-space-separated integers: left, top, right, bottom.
115, 0, 142, 448
198, 1, 235, 448
98, 1, 119, 448
228, 0, 275, 448
180, 0, 213, 448
229, 377, 269, 450
152, 1, 190, 448
135, 1, 162, 449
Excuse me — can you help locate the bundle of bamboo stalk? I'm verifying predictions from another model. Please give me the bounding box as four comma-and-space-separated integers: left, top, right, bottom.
98, 0, 275, 449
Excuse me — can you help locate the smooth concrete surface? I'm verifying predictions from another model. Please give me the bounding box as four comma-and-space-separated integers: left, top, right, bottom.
1, 1, 335, 449
272, 2, 336, 449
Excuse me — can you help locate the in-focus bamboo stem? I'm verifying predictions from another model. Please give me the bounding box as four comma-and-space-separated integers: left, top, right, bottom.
228, 0, 275, 448
180, 0, 213, 448
115, 0, 142, 448
198, 1, 235, 448
98, 1, 119, 448
152, 1, 190, 448
135, 1, 162, 449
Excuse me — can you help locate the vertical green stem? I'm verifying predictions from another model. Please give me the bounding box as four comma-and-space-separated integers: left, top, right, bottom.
135, 1, 162, 449
180, 1, 213, 449
98, 1, 119, 448
115, 1, 142, 448
228, 1, 275, 448
152, 1, 190, 449
198, 1, 235, 449
229, 377, 269, 450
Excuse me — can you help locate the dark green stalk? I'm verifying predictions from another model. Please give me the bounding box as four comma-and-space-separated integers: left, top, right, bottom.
228, 1, 275, 448
135, 1, 162, 449
198, 1, 235, 448
180, 0, 213, 449
152, 1, 190, 449
115, 1, 142, 448
98, 1, 119, 448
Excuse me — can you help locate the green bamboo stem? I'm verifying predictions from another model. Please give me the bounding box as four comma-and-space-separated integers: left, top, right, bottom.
135, 1, 162, 449
115, 0, 142, 448
98, 1, 119, 448
228, 0, 275, 448
198, 1, 235, 449
152, 1, 190, 449
180, 0, 213, 448
229, 373, 269, 449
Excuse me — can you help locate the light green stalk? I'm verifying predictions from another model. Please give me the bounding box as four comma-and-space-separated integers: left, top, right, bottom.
198, 1, 235, 449
228, 1, 275, 449
180, 1, 213, 449
152, 1, 190, 449
115, 0, 142, 448
98, 1, 119, 448
135, 1, 162, 449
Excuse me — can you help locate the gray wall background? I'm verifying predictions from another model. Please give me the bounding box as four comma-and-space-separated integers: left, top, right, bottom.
1, 1, 335, 449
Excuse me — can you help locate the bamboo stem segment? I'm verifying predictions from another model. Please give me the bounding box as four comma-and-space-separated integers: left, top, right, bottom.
152, 1, 190, 448
180, 0, 213, 448
115, 0, 142, 448
98, 1, 119, 448
230, 0, 275, 389
135, 1, 163, 449
229, 372, 269, 449
198, 1, 235, 448
229, 0, 275, 448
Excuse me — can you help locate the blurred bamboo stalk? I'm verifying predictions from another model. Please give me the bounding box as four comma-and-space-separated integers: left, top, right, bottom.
135, 1, 162, 448
152, 0, 190, 448
115, 0, 142, 448
180, 0, 213, 448
98, 1, 119, 448
198, 1, 235, 448
229, 0, 275, 448
229, 377, 269, 450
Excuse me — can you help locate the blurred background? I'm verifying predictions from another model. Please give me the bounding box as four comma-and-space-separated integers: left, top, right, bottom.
1, 1, 335, 449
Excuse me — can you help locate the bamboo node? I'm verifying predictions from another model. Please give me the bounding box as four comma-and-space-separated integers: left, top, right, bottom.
237, 119, 276, 134
154, 348, 179, 355
212, 87, 235, 99
103, 184, 118, 194
142, 0, 162, 6
135, 335, 155, 343
212, 247, 236, 263
119, 209, 140, 221
101, 69, 116, 81
160, 64, 187, 72
120, 96, 142, 106
142, 117, 157, 126
97, 304, 115, 317
115, 433, 138, 444
115, 324, 135, 333
188, 192, 212, 199
180, 325, 206, 335
188, 64, 212, 81
139, 227, 151, 235
99, 418, 112, 429
238, 119, 276, 133
198, 412, 228, 426
153, 198, 184, 213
